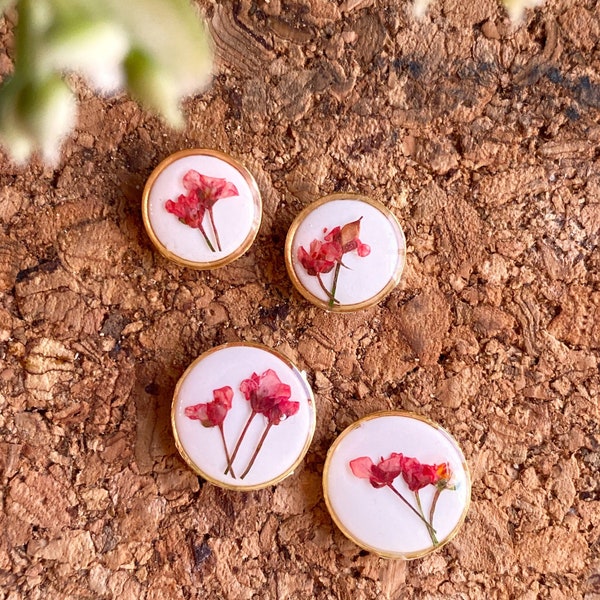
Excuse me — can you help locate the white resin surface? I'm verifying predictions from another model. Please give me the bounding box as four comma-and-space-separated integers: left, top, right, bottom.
290, 199, 405, 306
173, 345, 315, 488
325, 414, 470, 557
148, 154, 258, 263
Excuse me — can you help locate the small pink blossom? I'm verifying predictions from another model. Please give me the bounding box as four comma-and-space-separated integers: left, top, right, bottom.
185, 386, 233, 427
165, 169, 239, 252
240, 369, 293, 421
349, 453, 404, 488
297, 217, 370, 307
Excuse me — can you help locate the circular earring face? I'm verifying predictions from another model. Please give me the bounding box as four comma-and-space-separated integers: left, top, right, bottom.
172, 343, 316, 491
142, 149, 262, 269
323, 411, 471, 559
285, 194, 406, 311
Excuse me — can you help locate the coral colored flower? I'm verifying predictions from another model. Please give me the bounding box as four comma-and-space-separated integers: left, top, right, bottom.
399, 456, 439, 492
184, 386, 233, 427
239, 369, 292, 419
165, 169, 239, 252
432, 462, 455, 490
297, 217, 370, 307
349, 453, 404, 488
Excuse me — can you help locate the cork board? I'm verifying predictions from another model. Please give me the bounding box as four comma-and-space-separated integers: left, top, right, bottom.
0, 0, 599, 598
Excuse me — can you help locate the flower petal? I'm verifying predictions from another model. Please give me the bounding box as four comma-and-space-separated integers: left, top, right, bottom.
340, 217, 362, 247
349, 456, 375, 479
182, 169, 203, 192
212, 385, 233, 409
240, 373, 260, 401
378, 452, 404, 478
184, 402, 210, 427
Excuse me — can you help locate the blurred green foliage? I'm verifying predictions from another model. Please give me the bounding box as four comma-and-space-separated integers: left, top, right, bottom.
0, 0, 212, 163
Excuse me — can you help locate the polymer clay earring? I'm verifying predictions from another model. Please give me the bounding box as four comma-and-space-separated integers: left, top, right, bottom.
172, 343, 316, 491
284, 193, 406, 311
323, 411, 471, 559
142, 148, 261, 269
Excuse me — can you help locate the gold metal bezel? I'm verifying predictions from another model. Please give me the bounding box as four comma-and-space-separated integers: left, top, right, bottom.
171, 342, 317, 492
284, 193, 406, 312
142, 148, 262, 270
322, 410, 472, 560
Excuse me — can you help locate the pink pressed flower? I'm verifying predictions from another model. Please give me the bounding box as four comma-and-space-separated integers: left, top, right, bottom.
349, 453, 404, 488
324, 218, 371, 257
239, 369, 292, 417
165, 169, 239, 252
185, 386, 236, 477
297, 239, 341, 276
230, 369, 300, 480
165, 193, 205, 229
182, 170, 239, 209
184, 386, 233, 427
297, 217, 370, 307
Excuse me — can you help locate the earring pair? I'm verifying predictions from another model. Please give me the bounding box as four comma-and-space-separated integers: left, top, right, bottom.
142, 148, 406, 312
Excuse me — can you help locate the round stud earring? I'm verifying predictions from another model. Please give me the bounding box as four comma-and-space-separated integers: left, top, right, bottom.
284, 193, 406, 311
172, 342, 316, 491
323, 411, 471, 559
142, 148, 262, 269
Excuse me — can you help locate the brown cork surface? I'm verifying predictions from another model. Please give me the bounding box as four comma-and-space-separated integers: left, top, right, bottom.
1, 0, 599, 598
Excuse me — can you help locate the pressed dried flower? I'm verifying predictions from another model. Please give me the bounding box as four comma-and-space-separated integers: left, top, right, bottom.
165, 169, 239, 252
185, 386, 235, 476
228, 369, 299, 480
297, 217, 371, 308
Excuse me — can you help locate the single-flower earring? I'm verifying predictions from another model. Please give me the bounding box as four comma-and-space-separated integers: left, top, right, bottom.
284, 193, 406, 311
142, 148, 262, 270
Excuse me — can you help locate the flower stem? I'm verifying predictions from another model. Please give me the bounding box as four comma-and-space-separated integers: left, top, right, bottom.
224, 411, 256, 475
429, 487, 443, 527
207, 208, 222, 251
218, 424, 236, 479
416, 490, 438, 545
317, 273, 340, 305
328, 261, 342, 308
240, 421, 273, 480
198, 223, 216, 252
387, 484, 437, 541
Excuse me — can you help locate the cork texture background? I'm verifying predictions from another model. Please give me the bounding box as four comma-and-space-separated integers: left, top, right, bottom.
1, 0, 599, 598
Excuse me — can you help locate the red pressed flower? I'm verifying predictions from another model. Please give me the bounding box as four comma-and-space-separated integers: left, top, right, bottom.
185, 386, 236, 477
165, 169, 239, 252
400, 456, 439, 492
230, 369, 300, 480
349, 453, 404, 488
165, 193, 205, 229
265, 398, 300, 425
297, 217, 370, 308
324, 218, 371, 257
184, 385, 233, 427
239, 369, 292, 416
297, 240, 341, 276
